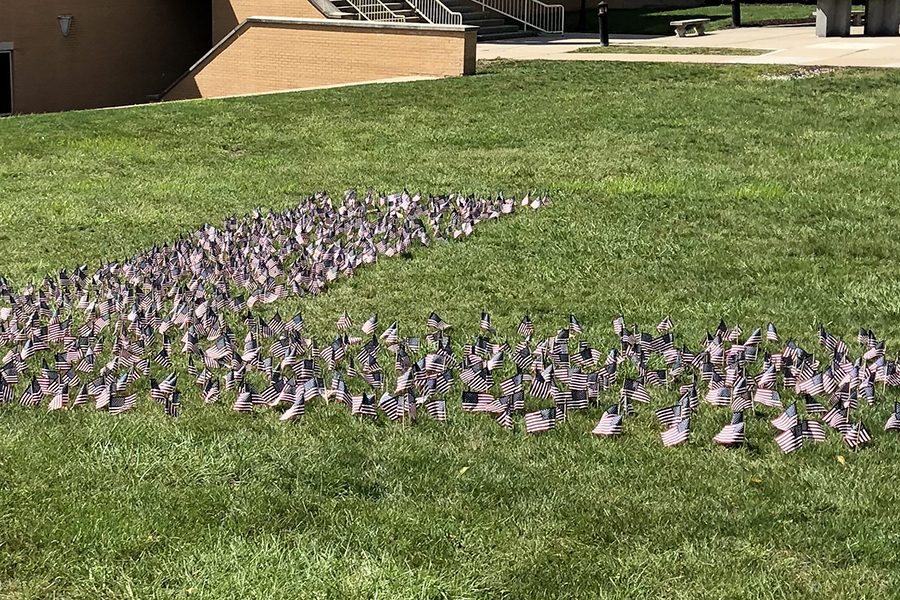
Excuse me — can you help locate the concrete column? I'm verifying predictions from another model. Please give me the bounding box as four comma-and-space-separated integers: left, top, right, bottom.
865, 0, 900, 35
816, 0, 851, 36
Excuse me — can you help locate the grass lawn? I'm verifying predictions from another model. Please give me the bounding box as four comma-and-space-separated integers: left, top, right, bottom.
4, 61, 900, 599
572, 44, 770, 55
567, 3, 819, 34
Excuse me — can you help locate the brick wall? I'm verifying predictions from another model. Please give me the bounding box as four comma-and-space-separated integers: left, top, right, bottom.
213, 0, 328, 42
0, 0, 209, 114
164, 18, 476, 102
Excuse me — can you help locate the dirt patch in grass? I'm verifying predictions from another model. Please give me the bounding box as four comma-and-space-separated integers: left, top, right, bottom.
573, 45, 770, 56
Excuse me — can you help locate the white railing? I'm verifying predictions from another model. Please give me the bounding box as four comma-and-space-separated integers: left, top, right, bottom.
346, 0, 407, 21
408, 0, 463, 24
470, 0, 564, 33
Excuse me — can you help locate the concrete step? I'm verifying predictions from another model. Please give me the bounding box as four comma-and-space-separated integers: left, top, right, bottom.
464, 17, 506, 26
441, 2, 482, 11
478, 28, 535, 40
477, 23, 522, 34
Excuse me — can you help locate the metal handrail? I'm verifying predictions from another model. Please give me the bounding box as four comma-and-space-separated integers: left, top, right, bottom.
407, 0, 463, 24
469, 0, 564, 33
345, 0, 408, 21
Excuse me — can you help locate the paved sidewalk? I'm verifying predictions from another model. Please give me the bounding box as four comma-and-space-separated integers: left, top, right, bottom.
478, 26, 900, 68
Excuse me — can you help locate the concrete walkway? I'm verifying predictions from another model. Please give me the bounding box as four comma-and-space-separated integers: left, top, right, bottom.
478, 25, 900, 68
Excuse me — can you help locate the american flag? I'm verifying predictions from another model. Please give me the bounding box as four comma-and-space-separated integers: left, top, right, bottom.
480, 312, 492, 332
48, 384, 69, 411
427, 311, 449, 331
713, 412, 745, 445
655, 401, 689, 427
336, 312, 353, 332
164, 390, 180, 417
661, 418, 690, 447
0, 377, 11, 403
529, 373, 555, 400
501, 390, 525, 412
500, 374, 524, 396
753, 388, 782, 408
233, 383, 254, 412
775, 425, 803, 454
656, 315, 673, 333
569, 388, 589, 411
361, 313, 378, 335
425, 400, 447, 422
612, 315, 625, 337
424, 353, 448, 373
705, 385, 731, 407
517, 316, 534, 338
72, 384, 89, 407
461, 391, 494, 412
730, 392, 752, 413
203, 379, 220, 403
496, 409, 514, 430
644, 369, 668, 387
621, 379, 651, 404
568, 314, 583, 335
823, 404, 850, 434
592, 405, 623, 437
351, 393, 376, 418
486, 351, 504, 372
473, 393, 503, 414
802, 394, 825, 415
771, 403, 798, 432
279, 398, 305, 421
884, 402, 900, 430
379, 393, 401, 421
844, 422, 872, 449
800, 419, 827, 442
395, 368, 414, 394
744, 328, 762, 347
524, 408, 556, 434
108, 393, 137, 416
756, 365, 777, 389
797, 373, 825, 396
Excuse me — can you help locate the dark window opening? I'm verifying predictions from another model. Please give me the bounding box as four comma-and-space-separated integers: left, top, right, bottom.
0, 51, 11, 115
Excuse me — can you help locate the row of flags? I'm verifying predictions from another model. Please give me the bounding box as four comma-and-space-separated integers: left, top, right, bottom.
1, 285, 897, 454
447, 313, 894, 453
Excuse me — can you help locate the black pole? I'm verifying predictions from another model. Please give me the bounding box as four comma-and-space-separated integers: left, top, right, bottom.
731, 0, 741, 27
598, 1, 609, 46
579, 0, 587, 31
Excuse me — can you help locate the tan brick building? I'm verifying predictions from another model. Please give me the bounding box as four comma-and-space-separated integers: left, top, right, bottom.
1, 0, 477, 115
0, 0, 211, 114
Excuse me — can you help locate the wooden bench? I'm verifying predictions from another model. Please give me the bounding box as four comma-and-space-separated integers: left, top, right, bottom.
670, 18, 711, 37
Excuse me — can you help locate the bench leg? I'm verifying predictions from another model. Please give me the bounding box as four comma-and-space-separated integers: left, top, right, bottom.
696, 24, 706, 35
674, 26, 686, 36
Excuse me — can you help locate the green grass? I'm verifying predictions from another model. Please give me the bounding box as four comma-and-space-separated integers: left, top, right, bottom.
568, 3, 818, 34
4, 61, 900, 598
572, 44, 769, 55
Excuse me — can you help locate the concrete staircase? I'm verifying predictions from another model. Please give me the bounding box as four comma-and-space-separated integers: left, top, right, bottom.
330, 0, 533, 39
439, 0, 535, 39
330, 0, 427, 22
